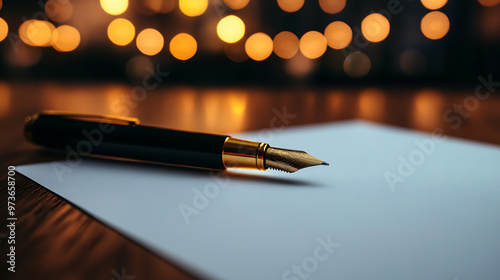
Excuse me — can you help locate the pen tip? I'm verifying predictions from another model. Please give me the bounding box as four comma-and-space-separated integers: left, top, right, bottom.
265, 147, 330, 173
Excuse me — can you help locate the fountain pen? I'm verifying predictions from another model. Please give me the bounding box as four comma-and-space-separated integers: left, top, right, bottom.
24, 111, 329, 173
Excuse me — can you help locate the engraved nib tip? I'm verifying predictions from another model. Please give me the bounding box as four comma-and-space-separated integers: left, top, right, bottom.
265, 147, 329, 173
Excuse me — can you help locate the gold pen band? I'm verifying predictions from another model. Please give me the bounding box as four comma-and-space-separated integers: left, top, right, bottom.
222, 137, 268, 170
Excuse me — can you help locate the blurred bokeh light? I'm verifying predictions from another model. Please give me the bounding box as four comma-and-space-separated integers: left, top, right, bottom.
477, 0, 500, 7
361, 13, 390, 43
277, 0, 304, 13
420, 0, 447, 10
136, 28, 164, 56
20, 20, 54, 47
169, 33, 197, 60
318, 0, 346, 14
245, 32, 273, 61
45, 0, 74, 23
179, 0, 208, 17
217, 15, 245, 43
100, 0, 128, 15
107, 18, 135, 46
421, 11, 450, 40
299, 31, 327, 59
273, 31, 299, 59
51, 25, 81, 52
0, 0, 497, 85
223, 0, 250, 10
0, 17, 7, 42
324, 21, 352, 50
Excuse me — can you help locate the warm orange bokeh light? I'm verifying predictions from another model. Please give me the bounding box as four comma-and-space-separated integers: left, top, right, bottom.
277, 0, 304, 13
45, 0, 73, 23
421, 11, 450, 40
318, 0, 346, 14
22, 20, 55, 47
0, 17, 7, 42
217, 15, 245, 43
421, 0, 447, 9
324, 21, 352, 49
100, 0, 128, 15
136, 28, 164, 56
107, 18, 135, 46
299, 31, 327, 59
170, 33, 197, 60
223, 0, 249, 9
245, 32, 273, 61
273, 31, 299, 59
361, 13, 390, 43
478, 0, 500, 7
19, 20, 34, 46
179, 0, 208, 17
51, 25, 80, 52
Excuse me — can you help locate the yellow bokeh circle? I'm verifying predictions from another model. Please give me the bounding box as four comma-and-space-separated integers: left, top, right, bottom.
0, 18, 7, 42
169, 33, 197, 60
217, 15, 245, 43
179, 0, 208, 17
421, 0, 447, 10
100, 0, 128, 15
107, 18, 135, 46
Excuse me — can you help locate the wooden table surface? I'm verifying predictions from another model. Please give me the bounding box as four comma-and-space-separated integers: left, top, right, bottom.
1, 83, 499, 279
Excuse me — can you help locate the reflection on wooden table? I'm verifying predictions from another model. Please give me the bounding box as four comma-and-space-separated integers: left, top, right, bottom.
1, 83, 499, 165
0, 82, 499, 280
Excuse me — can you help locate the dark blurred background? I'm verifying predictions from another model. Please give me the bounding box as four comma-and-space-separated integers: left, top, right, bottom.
0, 0, 499, 86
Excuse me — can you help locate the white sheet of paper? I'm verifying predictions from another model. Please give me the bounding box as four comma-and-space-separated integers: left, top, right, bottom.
18, 121, 500, 280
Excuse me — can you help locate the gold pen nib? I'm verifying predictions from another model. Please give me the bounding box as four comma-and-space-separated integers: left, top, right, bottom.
265, 147, 329, 173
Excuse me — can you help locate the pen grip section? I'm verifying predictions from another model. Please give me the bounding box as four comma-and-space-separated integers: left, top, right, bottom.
26, 114, 229, 170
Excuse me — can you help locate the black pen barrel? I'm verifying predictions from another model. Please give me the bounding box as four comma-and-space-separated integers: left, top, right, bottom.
25, 114, 229, 170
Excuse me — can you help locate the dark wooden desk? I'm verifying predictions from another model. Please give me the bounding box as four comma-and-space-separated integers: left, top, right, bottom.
1, 83, 499, 279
